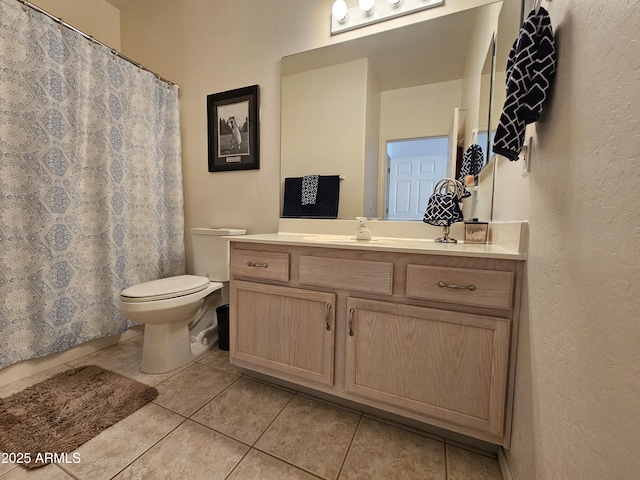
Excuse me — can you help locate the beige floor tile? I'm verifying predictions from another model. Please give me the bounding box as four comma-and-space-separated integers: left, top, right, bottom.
446, 444, 502, 480
0, 464, 73, 479
192, 377, 293, 445
0, 459, 17, 477
228, 449, 318, 480
153, 362, 239, 416
127, 335, 144, 345
66, 341, 190, 386
339, 416, 446, 480
197, 348, 244, 376
113, 420, 248, 480
255, 395, 360, 480
63, 403, 184, 480
0, 365, 72, 398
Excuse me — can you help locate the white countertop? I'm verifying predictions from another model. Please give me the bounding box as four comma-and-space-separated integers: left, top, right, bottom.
228, 230, 526, 260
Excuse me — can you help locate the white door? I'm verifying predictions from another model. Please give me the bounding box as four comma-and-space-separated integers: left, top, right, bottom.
386, 137, 448, 220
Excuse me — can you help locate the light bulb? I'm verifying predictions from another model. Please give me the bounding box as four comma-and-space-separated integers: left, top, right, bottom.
332, 0, 348, 23
359, 0, 375, 16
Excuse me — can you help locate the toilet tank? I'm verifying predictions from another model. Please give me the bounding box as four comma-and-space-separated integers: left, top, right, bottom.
191, 228, 246, 281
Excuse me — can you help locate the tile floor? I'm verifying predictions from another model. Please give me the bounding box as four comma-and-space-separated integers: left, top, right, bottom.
0, 335, 503, 480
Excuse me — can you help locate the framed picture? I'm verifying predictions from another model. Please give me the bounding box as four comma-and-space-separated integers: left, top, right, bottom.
207, 85, 259, 172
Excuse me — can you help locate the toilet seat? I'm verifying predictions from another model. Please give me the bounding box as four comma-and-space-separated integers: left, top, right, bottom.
120, 275, 210, 303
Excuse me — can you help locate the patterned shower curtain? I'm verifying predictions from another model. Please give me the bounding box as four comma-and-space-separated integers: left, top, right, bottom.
0, 0, 185, 368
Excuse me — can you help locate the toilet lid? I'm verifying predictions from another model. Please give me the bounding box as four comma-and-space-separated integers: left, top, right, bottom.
120, 275, 210, 302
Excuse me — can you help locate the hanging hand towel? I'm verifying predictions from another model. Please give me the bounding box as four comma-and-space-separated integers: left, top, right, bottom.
493, 7, 556, 161
423, 179, 464, 227
301, 175, 320, 205
283, 175, 341, 218
458, 143, 484, 198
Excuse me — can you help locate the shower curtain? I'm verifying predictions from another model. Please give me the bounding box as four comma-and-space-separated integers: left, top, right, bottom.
0, 0, 185, 368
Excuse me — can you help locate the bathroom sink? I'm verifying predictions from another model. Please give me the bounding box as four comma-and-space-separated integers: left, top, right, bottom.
299, 235, 439, 247
300, 235, 395, 244
301, 235, 359, 243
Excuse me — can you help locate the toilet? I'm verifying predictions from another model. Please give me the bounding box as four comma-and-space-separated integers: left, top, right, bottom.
118, 227, 245, 373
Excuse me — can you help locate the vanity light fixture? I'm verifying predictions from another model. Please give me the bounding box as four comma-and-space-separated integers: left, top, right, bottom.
359, 0, 375, 16
331, 0, 444, 35
331, 0, 348, 24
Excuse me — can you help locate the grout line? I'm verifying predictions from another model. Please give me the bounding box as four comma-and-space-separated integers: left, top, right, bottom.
335, 413, 363, 479
250, 391, 297, 447
229, 449, 326, 480
51, 464, 81, 480
444, 441, 449, 480
223, 447, 252, 479
105, 407, 189, 480
185, 374, 242, 419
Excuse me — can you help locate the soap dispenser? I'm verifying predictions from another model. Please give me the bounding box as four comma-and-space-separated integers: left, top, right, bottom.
355, 217, 372, 240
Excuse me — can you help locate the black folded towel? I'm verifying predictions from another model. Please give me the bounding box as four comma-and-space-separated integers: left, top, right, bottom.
283, 175, 340, 218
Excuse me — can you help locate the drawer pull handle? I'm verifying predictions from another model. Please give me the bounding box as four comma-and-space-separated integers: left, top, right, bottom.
247, 262, 268, 268
325, 303, 332, 331
348, 308, 355, 336
437, 280, 476, 291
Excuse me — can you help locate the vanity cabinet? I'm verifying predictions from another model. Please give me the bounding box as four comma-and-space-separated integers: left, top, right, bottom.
229, 241, 523, 447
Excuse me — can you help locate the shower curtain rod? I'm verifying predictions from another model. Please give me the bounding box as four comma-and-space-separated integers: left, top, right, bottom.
16, 0, 178, 88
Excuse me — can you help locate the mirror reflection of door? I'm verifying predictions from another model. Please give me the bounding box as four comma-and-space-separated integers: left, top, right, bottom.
386, 136, 448, 220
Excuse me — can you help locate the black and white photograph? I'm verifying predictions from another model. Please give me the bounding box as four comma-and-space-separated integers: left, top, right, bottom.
207, 85, 259, 172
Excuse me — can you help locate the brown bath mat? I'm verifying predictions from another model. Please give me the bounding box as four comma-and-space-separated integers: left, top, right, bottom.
0, 365, 158, 469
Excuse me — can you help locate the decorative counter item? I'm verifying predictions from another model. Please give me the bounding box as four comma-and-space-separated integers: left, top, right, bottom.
464, 219, 489, 244
423, 178, 465, 243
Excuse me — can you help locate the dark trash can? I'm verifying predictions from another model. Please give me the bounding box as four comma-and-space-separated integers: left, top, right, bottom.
216, 304, 230, 351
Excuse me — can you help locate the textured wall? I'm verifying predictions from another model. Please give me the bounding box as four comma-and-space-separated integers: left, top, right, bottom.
29, 0, 120, 49
505, 1, 640, 479
115, 0, 334, 272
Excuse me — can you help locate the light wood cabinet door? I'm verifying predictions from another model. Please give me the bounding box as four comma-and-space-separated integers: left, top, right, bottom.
345, 297, 510, 436
231, 280, 336, 386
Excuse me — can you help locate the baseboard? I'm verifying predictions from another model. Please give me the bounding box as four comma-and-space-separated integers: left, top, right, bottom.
0, 326, 143, 388
498, 447, 514, 480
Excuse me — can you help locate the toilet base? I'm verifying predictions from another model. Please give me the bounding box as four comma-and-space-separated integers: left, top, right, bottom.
141, 321, 198, 374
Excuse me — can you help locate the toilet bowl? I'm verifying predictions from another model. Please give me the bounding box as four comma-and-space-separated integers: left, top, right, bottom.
119, 275, 223, 373
118, 227, 246, 374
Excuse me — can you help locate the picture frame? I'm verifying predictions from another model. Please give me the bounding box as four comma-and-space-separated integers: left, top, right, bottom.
207, 85, 259, 172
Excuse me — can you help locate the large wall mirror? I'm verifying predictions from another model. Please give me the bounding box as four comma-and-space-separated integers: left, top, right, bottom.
280, 0, 522, 221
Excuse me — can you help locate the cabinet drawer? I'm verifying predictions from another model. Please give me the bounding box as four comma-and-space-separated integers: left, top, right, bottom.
230, 249, 289, 281
406, 265, 514, 310
299, 255, 393, 294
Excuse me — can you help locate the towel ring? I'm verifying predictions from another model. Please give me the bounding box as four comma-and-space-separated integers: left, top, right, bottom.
434, 178, 464, 200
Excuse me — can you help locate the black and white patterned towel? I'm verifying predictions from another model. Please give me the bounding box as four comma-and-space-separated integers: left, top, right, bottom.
423, 192, 463, 227
493, 7, 556, 161
301, 175, 319, 205
459, 144, 484, 198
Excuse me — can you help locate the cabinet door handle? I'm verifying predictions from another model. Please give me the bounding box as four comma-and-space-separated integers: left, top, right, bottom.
437, 280, 476, 291
325, 303, 332, 331
247, 262, 268, 268
348, 308, 355, 336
